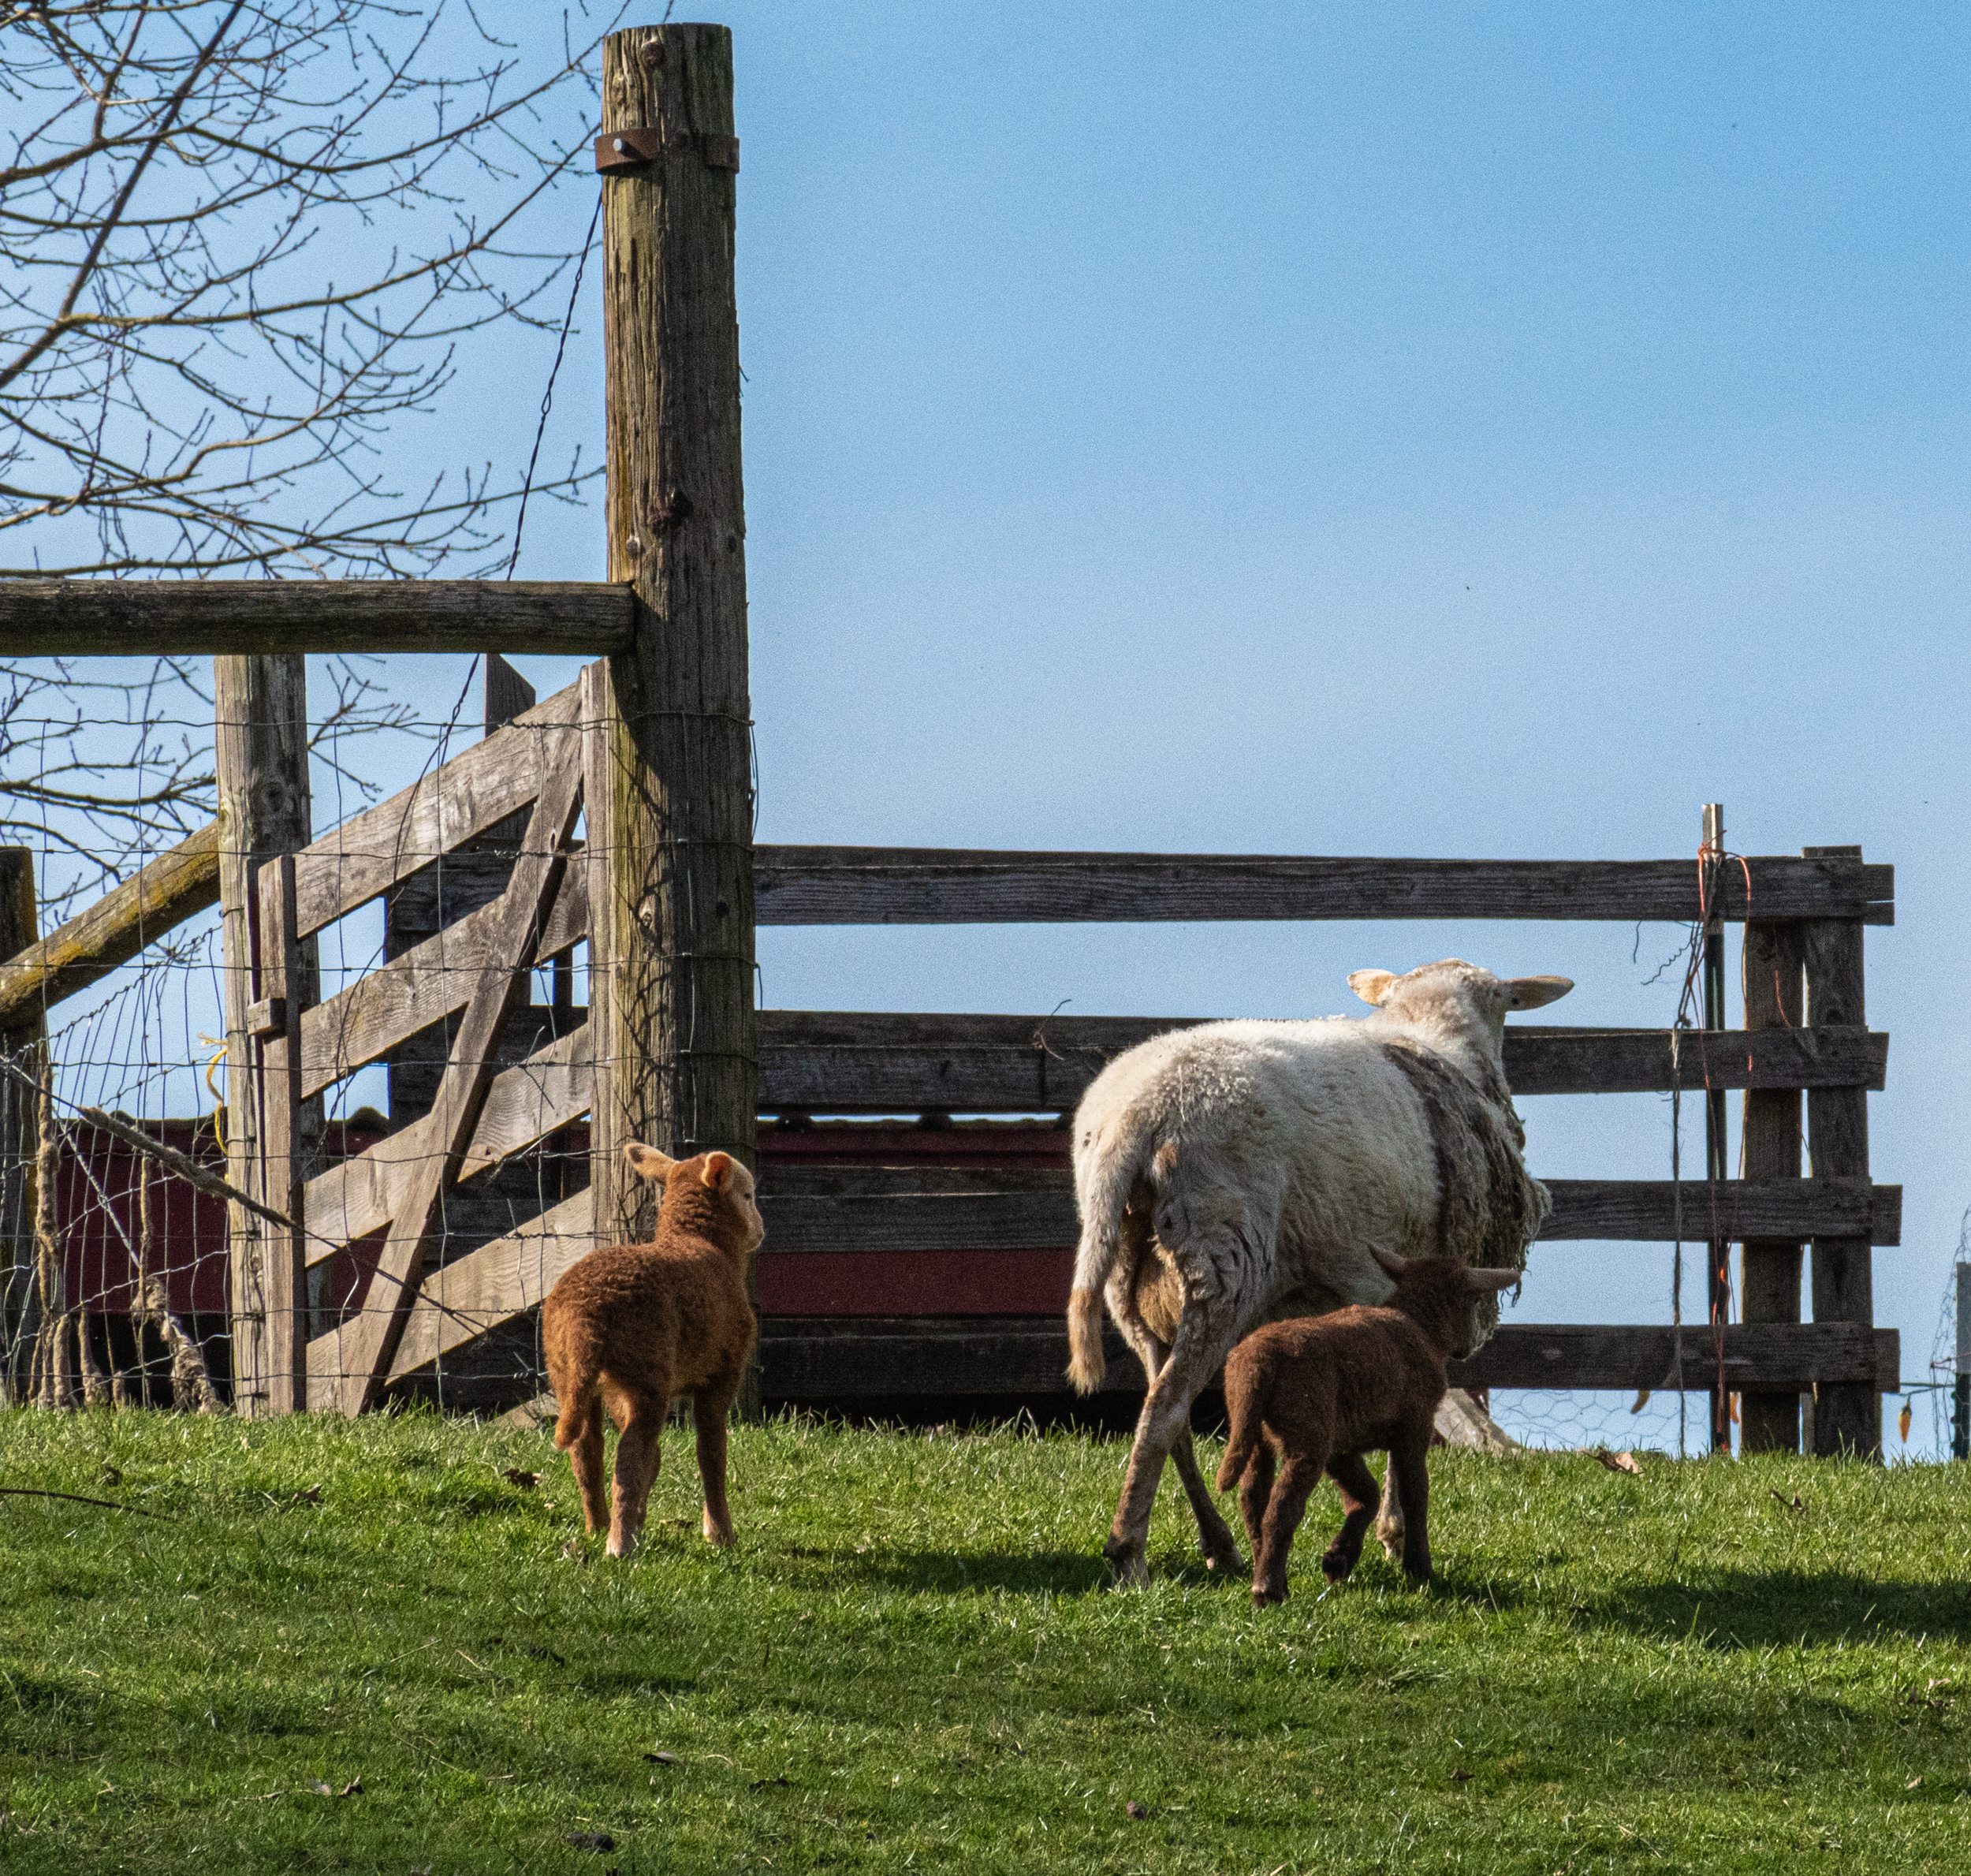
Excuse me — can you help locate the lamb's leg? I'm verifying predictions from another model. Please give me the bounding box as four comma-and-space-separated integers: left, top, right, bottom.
1235, 1440, 1276, 1565
1104, 1292, 1245, 1586
606, 1404, 663, 1560
568, 1407, 608, 1535
1388, 1423, 1433, 1582
1114, 1315, 1243, 1575
693, 1381, 738, 1547
1254, 1450, 1324, 1606
1321, 1450, 1380, 1583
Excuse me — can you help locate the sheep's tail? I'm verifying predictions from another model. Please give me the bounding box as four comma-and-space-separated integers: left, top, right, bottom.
544, 1299, 601, 1452
553, 1387, 598, 1453
1215, 1359, 1261, 1492
1066, 1132, 1175, 1394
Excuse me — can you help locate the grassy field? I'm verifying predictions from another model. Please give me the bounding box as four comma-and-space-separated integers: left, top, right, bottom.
4, 1408, 1971, 1874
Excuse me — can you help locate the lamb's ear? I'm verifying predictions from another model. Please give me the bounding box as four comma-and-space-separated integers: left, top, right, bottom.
700, 1150, 737, 1192
1463, 1265, 1522, 1292
1367, 1244, 1410, 1278
1349, 969, 1398, 1007
623, 1142, 676, 1184
1506, 975, 1574, 1010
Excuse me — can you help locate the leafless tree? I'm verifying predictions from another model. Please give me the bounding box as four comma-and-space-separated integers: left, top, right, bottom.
0, 0, 620, 910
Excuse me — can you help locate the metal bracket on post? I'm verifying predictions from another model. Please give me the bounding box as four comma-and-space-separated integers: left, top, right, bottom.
594, 129, 740, 173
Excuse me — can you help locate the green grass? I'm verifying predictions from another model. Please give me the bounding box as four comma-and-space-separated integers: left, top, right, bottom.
4, 1410, 1971, 1874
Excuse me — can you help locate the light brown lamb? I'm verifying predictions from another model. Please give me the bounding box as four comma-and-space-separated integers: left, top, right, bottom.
541, 1143, 764, 1559
1214, 1248, 1518, 1602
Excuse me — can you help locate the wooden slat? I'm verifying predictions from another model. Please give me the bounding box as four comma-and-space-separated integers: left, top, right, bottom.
754, 1012, 1891, 1113
756, 1319, 1897, 1398
754, 1169, 1901, 1252
320, 752, 585, 1415
0, 822, 220, 1026
289, 684, 580, 939
0, 580, 635, 657
297, 867, 587, 1098
302, 1192, 594, 1402
755, 848, 1895, 927
302, 1026, 593, 1266
385, 1007, 586, 1131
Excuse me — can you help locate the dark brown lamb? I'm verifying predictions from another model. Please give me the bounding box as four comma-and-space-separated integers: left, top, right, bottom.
1215, 1248, 1518, 1602
542, 1143, 764, 1559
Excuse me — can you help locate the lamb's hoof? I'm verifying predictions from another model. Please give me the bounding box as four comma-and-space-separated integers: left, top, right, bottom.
1251, 1583, 1287, 1608
703, 1519, 736, 1549
1320, 1547, 1358, 1583
1202, 1535, 1245, 1576
1103, 1535, 1148, 1587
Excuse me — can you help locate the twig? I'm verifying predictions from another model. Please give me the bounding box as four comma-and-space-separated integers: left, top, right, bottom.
0, 1486, 166, 1518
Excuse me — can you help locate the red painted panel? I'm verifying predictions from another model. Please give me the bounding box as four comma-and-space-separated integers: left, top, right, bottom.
757, 1247, 1072, 1316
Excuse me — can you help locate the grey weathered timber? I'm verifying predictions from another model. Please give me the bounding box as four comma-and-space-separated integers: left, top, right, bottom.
754, 848, 1895, 927
753, 1011, 1890, 1113
1739, 920, 1806, 1452
288, 684, 580, 940
299, 870, 587, 1099
215, 655, 319, 1417
594, 24, 758, 1408
0, 822, 220, 1028
755, 1319, 1896, 1400
329, 1192, 594, 1399
1803, 845, 1878, 1457
0, 850, 43, 1400
317, 757, 584, 1415
753, 1169, 1900, 1253
252, 857, 309, 1414
300, 1027, 591, 1260
0, 580, 635, 657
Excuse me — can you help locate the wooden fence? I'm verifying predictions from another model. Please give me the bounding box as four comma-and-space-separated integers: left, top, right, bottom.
0, 21, 1899, 1455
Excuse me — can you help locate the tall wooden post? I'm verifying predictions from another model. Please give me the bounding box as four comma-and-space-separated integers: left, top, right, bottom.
0, 849, 42, 1402
1801, 844, 1878, 1458
216, 657, 321, 1415
592, 24, 758, 1394
1739, 919, 1805, 1451
1701, 804, 1732, 1453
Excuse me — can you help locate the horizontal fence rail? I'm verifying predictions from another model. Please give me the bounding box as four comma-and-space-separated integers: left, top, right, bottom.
754, 848, 1895, 927
757, 1318, 1900, 1398
754, 1168, 1901, 1252
0, 580, 636, 656
757, 1012, 1891, 1112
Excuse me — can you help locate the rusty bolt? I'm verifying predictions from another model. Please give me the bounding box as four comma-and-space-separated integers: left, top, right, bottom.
624, 534, 643, 560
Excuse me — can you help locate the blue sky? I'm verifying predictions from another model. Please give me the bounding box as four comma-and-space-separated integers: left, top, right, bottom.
54, 4, 1971, 1449
430, 4, 1965, 1449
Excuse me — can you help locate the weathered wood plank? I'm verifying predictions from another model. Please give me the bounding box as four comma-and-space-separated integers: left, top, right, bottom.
0, 822, 220, 1027
754, 1013, 1890, 1112
1739, 919, 1806, 1453
754, 1318, 1897, 1398
298, 868, 587, 1098
754, 848, 1895, 927
320, 753, 585, 1415
385, 1007, 587, 1131
289, 684, 579, 939
0, 580, 635, 657
301, 1014, 593, 1270
753, 1171, 1901, 1252
306, 1192, 594, 1399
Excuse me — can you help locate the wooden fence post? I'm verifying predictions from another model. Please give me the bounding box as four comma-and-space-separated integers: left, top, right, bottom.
216, 656, 321, 1415
1739, 919, 1805, 1452
1701, 804, 1732, 1453
592, 23, 758, 1404
1801, 843, 1877, 1459
0, 849, 42, 1402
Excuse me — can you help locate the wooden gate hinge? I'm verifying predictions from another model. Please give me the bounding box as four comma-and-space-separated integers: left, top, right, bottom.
595, 129, 740, 174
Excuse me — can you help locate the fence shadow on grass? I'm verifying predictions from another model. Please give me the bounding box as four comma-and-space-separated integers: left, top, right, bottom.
1585, 1571, 1971, 1648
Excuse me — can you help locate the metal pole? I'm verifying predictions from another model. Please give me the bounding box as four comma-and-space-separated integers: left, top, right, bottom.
1956, 1262, 1970, 1461
1702, 804, 1731, 1454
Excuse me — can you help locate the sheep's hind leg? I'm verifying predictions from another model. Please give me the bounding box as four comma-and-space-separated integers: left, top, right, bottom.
1116, 1318, 1243, 1576
1321, 1450, 1380, 1583
1235, 1441, 1276, 1565
1104, 1296, 1245, 1586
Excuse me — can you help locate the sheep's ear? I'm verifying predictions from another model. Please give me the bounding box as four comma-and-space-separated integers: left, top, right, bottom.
623, 1142, 676, 1183
1506, 975, 1574, 1010
1349, 969, 1398, 1007
1367, 1244, 1410, 1278
700, 1150, 737, 1192
1464, 1266, 1522, 1292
